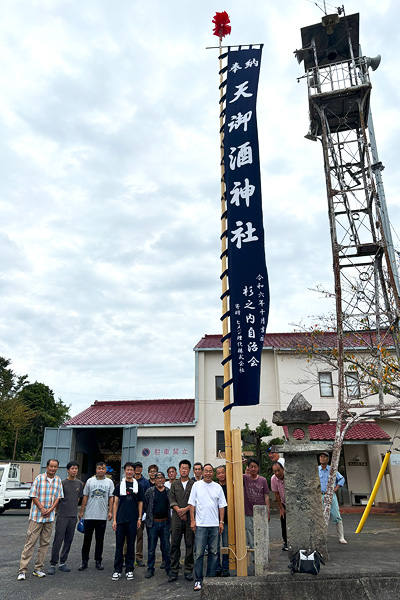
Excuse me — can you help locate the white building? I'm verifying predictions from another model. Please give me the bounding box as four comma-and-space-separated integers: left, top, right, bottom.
43, 331, 400, 505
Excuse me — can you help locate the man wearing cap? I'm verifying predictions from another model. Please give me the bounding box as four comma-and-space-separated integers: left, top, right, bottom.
143, 472, 171, 578
133, 462, 149, 567
318, 452, 347, 544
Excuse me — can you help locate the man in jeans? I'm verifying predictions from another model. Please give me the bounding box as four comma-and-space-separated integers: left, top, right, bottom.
144, 472, 171, 578
18, 459, 64, 580
48, 461, 83, 574
189, 463, 226, 592
79, 462, 114, 571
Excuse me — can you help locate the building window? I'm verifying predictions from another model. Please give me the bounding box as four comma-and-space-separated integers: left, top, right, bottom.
215, 375, 224, 401
216, 430, 225, 456
319, 372, 333, 397
345, 372, 360, 397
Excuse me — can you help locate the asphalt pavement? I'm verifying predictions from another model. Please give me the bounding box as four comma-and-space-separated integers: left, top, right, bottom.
1, 509, 399, 600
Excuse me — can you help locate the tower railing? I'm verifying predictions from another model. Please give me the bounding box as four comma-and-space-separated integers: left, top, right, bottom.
307, 57, 371, 97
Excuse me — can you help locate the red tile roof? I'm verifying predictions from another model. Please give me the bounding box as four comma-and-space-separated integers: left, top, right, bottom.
64, 399, 195, 427
282, 421, 390, 441
194, 331, 394, 350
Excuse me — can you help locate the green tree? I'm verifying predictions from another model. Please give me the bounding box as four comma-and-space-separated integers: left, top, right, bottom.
241, 419, 283, 481
0, 358, 70, 460
0, 357, 28, 401
0, 358, 30, 458
18, 382, 70, 459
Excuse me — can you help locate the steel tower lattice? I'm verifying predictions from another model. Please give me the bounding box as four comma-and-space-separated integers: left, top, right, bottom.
295, 11, 400, 392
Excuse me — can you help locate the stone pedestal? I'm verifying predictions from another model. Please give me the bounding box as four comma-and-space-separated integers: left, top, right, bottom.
285, 452, 328, 559
272, 393, 332, 561
254, 505, 270, 575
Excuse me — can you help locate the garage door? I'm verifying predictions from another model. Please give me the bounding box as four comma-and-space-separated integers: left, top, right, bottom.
137, 437, 194, 476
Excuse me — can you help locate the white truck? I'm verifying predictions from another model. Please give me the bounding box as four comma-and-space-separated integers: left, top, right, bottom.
0, 463, 32, 514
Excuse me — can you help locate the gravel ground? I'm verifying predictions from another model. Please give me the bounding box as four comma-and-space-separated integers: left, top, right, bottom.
1, 509, 399, 599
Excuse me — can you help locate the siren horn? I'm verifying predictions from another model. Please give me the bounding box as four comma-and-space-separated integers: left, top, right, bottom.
366, 55, 381, 71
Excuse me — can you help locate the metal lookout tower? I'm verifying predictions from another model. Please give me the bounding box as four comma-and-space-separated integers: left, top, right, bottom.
295, 9, 400, 407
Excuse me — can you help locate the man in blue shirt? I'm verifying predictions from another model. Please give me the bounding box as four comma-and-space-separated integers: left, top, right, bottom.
318, 452, 347, 544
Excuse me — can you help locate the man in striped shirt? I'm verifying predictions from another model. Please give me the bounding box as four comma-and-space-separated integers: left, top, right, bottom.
18, 459, 64, 580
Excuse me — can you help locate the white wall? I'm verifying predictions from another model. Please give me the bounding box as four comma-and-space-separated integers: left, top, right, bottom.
196, 346, 400, 502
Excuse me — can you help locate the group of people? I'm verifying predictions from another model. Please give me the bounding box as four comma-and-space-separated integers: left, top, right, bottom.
17, 449, 347, 590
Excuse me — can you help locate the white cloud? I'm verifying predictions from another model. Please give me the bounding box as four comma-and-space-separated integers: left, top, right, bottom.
1, 0, 399, 415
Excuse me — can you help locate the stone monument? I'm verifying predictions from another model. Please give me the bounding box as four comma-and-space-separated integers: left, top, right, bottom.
272, 393, 333, 560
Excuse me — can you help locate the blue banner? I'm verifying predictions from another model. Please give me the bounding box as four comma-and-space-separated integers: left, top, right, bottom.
223, 47, 269, 407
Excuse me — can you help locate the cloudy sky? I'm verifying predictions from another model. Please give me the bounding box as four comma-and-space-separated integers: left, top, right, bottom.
1, 0, 399, 416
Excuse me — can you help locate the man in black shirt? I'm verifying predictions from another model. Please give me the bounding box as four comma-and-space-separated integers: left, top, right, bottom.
133, 462, 149, 567
111, 462, 144, 581
144, 472, 171, 578
48, 461, 83, 574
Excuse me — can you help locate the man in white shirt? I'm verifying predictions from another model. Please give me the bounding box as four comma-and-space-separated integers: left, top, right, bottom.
188, 464, 226, 592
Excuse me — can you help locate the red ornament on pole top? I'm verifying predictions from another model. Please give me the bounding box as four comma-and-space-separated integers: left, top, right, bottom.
212, 11, 231, 39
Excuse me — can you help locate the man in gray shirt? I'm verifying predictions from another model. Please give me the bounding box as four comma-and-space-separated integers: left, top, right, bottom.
48, 461, 83, 574
78, 462, 114, 571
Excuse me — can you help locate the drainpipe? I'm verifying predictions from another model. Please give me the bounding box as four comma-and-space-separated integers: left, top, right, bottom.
194, 349, 199, 424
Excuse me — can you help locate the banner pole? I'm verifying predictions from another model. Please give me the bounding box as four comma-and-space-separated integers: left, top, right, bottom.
232, 429, 247, 576
219, 36, 237, 571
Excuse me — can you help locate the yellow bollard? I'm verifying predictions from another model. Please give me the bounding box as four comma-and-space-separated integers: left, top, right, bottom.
355, 451, 391, 533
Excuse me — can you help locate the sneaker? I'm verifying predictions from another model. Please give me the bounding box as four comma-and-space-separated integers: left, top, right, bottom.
184, 572, 193, 581
126, 571, 134, 580
193, 580, 202, 591
145, 570, 154, 578
112, 572, 121, 581
17, 572, 26, 581
282, 543, 288, 551
78, 561, 88, 571
95, 561, 104, 570
169, 572, 178, 582
136, 560, 145, 567
47, 565, 56, 575
33, 570, 46, 578
58, 564, 71, 572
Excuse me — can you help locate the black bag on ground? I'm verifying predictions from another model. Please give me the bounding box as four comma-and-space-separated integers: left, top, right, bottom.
289, 549, 325, 575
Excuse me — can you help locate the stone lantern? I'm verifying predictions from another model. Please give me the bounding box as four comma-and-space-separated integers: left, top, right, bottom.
272, 393, 333, 560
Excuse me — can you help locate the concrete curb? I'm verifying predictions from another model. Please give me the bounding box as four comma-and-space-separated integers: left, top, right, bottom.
201, 573, 400, 600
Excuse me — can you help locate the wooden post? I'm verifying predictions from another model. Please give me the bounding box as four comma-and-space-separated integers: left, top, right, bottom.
232, 428, 247, 576
219, 38, 236, 571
